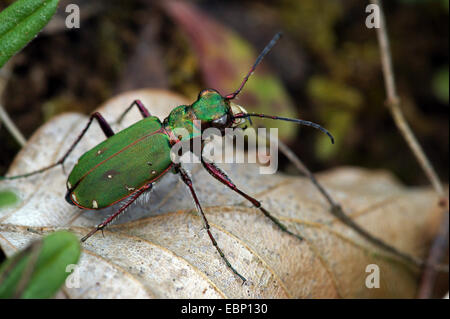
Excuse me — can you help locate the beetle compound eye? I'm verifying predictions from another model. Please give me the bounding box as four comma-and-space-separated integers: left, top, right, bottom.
212, 114, 228, 128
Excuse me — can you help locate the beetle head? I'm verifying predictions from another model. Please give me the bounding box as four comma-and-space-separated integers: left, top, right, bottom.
192, 89, 251, 133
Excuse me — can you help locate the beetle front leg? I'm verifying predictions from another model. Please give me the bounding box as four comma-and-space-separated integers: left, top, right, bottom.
1, 112, 115, 180
176, 165, 247, 283
201, 158, 303, 242
81, 183, 153, 242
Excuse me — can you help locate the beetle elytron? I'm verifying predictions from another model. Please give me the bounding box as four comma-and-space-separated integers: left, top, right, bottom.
1, 33, 334, 282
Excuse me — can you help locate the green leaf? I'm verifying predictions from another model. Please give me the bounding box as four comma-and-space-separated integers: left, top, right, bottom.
0, 0, 59, 68
432, 66, 449, 103
307, 76, 363, 160
0, 189, 19, 208
0, 231, 81, 299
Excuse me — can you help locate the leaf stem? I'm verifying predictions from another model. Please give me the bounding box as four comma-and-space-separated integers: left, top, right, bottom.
0, 104, 26, 147
0, 62, 26, 147
261, 129, 428, 270
417, 211, 449, 298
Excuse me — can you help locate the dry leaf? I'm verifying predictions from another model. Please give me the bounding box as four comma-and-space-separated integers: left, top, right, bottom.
0, 89, 442, 298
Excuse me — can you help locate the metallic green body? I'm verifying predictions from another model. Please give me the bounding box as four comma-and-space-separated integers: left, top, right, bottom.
66, 90, 232, 210
164, 90, 230, 141
67, 116, 172, 209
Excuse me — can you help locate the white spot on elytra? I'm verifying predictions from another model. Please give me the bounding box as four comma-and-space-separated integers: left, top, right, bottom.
71, 194, 78, 203
67, 181, 72, 189
92, 200, 98, 209
107, 175, 113, 179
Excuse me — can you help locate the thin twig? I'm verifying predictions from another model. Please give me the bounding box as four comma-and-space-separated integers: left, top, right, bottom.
417, 211, 449, 298
0, 105, 26, 147
0, 61, 27, 147
371, 0, 445, 199
260, 129, 428, 270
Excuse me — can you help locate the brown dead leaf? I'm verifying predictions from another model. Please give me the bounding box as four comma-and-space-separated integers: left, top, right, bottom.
0, 89, 443, 298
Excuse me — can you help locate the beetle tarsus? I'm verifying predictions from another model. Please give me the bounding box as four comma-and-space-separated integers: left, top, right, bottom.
177, 165, 247, 283
61, 162, 67, 175
80, 229, 96, 242
201, 158, 304, 243
80, 184, 152, 243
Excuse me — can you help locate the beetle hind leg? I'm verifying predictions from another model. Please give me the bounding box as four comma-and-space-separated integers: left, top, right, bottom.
80, 183, 153, 242
1, 112, 115, 181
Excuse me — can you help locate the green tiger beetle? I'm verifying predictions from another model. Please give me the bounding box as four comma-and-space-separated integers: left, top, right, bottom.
1, 33, 334, 282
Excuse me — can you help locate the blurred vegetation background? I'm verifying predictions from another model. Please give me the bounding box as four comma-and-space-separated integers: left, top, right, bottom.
0, 0, 448, 186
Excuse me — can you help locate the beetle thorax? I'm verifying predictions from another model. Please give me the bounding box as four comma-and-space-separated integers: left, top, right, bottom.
163, 89, 232, 144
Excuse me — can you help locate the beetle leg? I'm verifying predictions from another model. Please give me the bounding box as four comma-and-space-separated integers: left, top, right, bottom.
176, 164, 247, 282
201, 157, 303, 242
116, 100, 151, 125
60, 112, 114, 172
80, 183, 153, 242
1, 112, 114, 180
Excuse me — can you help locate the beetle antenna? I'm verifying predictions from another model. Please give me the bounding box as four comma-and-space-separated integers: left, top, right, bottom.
234, 113, 335, 144
225, 32, 282, 100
